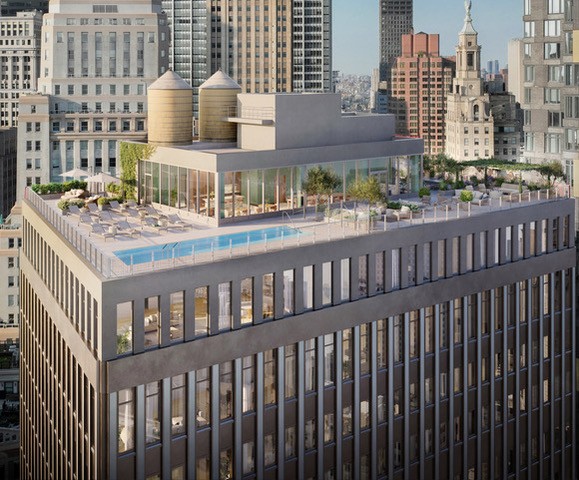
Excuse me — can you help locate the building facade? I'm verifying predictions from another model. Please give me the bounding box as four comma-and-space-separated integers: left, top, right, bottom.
162, 0, 331, 117
15, 0, 169, 200
389, 32, 455, 155
508, 38, 524, 105
445, 2, 521, 162
0, 0, 47, 17
379, 0, 413, 82
521, 0, 579, 203
0, 128, 17, 219
19, 82, 577, 480
0, 204, 20, 327
0, 10, 42, 129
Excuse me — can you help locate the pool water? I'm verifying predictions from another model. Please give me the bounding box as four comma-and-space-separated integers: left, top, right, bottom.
114, 225, 301, 265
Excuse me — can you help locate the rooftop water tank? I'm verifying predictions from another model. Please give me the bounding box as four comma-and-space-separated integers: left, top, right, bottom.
198, 70, 241, 143
147, 70, 193, 146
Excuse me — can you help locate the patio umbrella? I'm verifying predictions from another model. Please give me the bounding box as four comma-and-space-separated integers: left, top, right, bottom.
85, 172, 121, 193
59, 168, 90, 180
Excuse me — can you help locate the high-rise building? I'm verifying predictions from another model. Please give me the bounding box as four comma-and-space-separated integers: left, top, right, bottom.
379, 0, 413, 82
389, 32, 455, 155
507, 39, 524, 104
0, 128, 16, 218
0, 0, 47, 16
20, 71, 577, 480
521, 0, 578, 212
162, 0, 331, 116
0, 203, 20, 327
445, 2, 520, 162
15, 0, 170, 201
0, 10, 42, 129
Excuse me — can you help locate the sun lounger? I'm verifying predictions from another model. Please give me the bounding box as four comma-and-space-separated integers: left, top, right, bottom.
68, 205, 83, 216
143, 216, 168, 232
89, 223, 115, 241
117, 220, 141, 237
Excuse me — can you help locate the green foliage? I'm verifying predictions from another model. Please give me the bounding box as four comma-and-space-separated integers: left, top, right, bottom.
106, 182, 121, 194
347, 176, 383, 204
386, 200, 420, 212
97, 196, 123, 206
453, 179, 465, 189
31, 180, 87, 195
303, 166, 342, 212
418, 187, 430, 198
536, 161, 565, 188
460, 190, 474, 202
439, 180, 448, 191
117, 331, 131, 355
57, 199, 85, 211
494, 178, 504, 187
119, 142, 156, 200
469, 175, 479, 186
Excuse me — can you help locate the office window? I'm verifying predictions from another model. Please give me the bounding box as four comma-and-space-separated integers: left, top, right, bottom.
220, 362, 234, 419
145, 381, 161, 444
194, 286, 209, 336
171, 374, 185, 435
242, 356, 255, 412
305, 338, 316, 392
240, 278, 253, 324
116, 302, 132, 355
118, 388, 134, 452
144, 296, 160, 349
262, 273, 274, 319
196, 368, 210, 428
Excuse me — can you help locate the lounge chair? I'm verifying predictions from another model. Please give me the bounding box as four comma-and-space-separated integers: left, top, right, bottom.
109, 200, 122, 211
89, 223, 115, 241
99, 211, 115, 224
86, 203, 99, 215
144, 205, 160, 217
117, 220, 141, 237
143, 216, 168, 232
78, 214, 94, 226
166, 214, 192, 229
68, 205, 83, 216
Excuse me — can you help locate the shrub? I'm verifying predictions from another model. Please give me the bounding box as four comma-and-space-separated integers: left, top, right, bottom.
453, 179, 465, 189
469, 175, 479, 186
31, 180, 87, 195
107, 182, 121, 194
460, 190, 474, 202
97, 197, 109, 206
57, 199, 69, 211
418, 186, 430, 198
439, 180, 447, 191
494, 178, 504, 187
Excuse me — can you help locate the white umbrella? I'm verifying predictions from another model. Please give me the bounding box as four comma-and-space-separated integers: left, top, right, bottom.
59, 168, 91, 180
85, 171, 121, 193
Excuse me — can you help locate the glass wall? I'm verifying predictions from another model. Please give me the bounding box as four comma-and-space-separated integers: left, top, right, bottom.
139, 154, 422, 221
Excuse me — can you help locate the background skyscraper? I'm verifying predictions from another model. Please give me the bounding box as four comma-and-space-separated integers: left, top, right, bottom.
521, 0, 578, 218
379, 0, 413, 82
162, 0, 331, 117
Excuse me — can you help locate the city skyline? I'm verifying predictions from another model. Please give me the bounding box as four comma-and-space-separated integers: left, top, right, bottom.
334, 0, 521, 75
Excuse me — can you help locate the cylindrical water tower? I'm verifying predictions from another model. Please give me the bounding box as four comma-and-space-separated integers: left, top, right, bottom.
147, 70, 193, 146
198, 70, 241, 143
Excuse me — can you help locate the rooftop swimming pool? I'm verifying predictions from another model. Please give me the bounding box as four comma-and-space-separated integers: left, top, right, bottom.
114, 225, 301, 265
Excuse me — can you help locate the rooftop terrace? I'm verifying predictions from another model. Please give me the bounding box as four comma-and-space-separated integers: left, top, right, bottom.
25, 187, 570, 280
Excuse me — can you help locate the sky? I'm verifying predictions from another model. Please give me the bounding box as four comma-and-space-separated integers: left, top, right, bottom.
333, 0, 522, 75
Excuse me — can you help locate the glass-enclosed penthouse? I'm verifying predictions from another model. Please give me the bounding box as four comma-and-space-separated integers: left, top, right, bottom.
135, 92, 423, 224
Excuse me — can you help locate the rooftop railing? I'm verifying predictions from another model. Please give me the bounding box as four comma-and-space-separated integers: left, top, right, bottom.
24, 187, 569, 279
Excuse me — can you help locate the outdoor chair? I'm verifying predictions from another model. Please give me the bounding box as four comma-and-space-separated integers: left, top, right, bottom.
117, 220, 141, 237
68, 205, 83, 216
143, 216, 168, 232
89, 223, 115, 241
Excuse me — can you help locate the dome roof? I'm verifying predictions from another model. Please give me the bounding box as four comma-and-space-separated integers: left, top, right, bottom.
148, 70, 193, 91
199, 70, 241, 90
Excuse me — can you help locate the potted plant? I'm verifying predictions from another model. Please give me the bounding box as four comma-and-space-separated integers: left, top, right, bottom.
97, 197, 109, 211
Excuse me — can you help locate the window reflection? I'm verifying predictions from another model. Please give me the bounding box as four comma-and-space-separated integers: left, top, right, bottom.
144, 296, 160, 349
118, 388, 134, 452
170, 291, 184, 342
116, 302, 133, 355
145, 381, 160, 444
